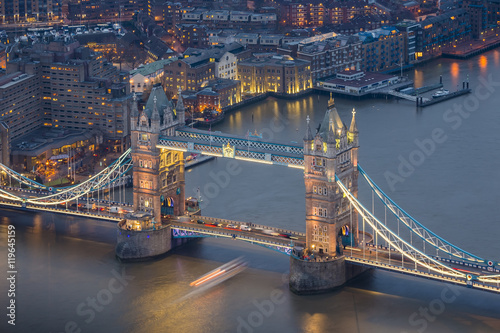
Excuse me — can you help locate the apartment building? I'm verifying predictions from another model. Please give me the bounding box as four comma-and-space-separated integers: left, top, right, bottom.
238, 54, 312, 94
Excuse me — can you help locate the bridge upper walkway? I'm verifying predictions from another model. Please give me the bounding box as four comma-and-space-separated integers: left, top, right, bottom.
158, 127, 305, 168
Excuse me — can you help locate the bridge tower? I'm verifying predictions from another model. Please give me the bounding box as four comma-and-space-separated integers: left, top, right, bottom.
303, 94, 359, 256
130, 84, 186, 222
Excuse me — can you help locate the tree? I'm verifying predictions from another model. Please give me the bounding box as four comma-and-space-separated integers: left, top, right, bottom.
116, 44, 147, 71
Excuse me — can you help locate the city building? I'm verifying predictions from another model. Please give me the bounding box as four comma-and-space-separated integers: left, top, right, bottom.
3, 39, 132, 170
208, 78, 241, 109
163, 2, 183, 29
175, 24, 209, 49
357, 27, 406, 72
317, 70, 399, 95
184, 43, 250, 80
194, 88, 220, 112
279, 33, 363, 84
395, 21, 420, 63
238, 54, 312, 95
328, 1, 372, 26
281, 2, 306, 27
144, 36, 176, 62
180, 8, 277, 30
417, 9, 471, 60
0, 0, 62, 23
462, 0, 488, 38
182, 78, 241, 113
281, 1, 372, 27
207, 30, 237, 46
0, 72, 42, 166
130, 57, 178, 94
67, 0, 140, 22
163, 54, 216, 98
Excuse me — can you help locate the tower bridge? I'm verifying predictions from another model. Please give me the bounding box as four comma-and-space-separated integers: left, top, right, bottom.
0, 87, 500, 295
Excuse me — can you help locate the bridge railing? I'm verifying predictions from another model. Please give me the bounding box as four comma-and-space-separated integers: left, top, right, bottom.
0, 200, 121, 221
190, 216, 305, 236
170, 224, 302, 248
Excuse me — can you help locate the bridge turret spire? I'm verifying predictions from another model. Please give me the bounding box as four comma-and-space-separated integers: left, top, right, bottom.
131, 92, 139, 117
349, 108, 358, 134
152, 95, 160, 120
131, 92, 139, 130
175, 87, 185, 125
327, 119, 336, 144
348, 108, 359, 146
304, 115, 314, 141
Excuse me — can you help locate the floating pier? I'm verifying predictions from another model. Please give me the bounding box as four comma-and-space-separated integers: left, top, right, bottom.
416, 88, 471, 107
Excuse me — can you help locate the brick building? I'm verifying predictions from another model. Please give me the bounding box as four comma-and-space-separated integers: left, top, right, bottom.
279, 34, 362, 84
238, 54, 312, 94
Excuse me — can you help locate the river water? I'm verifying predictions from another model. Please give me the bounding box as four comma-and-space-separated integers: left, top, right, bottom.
2, 51, 500, 333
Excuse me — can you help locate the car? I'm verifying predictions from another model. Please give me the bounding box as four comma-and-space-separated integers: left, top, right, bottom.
108, 206, 120, 213
217, 223, 224, 227
240, 225, 252, 231
206, 223, 218, 227
224, 224, 239, 231
278, 233, 299, 240
197, 219, 205, 224
84, 203, 96, 210
263, 229, 280, 236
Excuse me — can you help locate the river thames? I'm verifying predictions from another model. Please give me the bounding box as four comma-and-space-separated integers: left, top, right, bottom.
2, 51, 500, 332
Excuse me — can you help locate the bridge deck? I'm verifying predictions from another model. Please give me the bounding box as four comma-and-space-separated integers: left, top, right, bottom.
346, 254, 500, 294
170, 217, 305, 255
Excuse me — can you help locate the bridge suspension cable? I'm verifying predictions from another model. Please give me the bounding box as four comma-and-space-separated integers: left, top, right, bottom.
336, 175, 466, 279
357, 165, 484, 263
0, 149, 132, 205
0, 164, 51, 190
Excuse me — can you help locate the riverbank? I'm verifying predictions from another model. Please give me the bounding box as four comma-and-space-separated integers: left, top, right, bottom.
442, 31, 500, 59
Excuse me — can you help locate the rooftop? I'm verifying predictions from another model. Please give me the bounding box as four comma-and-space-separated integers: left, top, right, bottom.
130, 57, 178, 77
11, 128, 93, 157
322, 71, 398, 88
239, 54, 309, 67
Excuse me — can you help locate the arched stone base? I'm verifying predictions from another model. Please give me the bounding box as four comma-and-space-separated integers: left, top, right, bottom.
289, 256, 370, 294
116, 225, 172, 261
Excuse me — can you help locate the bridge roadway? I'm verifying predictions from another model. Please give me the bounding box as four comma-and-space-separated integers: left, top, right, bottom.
345, 247, 500, 294
169, 217, 305, 255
